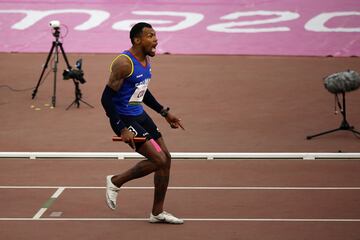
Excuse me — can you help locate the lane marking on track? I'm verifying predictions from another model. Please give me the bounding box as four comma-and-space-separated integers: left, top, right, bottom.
32, 187, 65, 219
1, 217, 360, 222
32, 209, 47, 220
49, 212, 63, 217
1, 186, 360, 190
2, 186, 359, 222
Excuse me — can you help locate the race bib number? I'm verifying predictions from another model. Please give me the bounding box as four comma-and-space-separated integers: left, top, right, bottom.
129, 84, 148, 105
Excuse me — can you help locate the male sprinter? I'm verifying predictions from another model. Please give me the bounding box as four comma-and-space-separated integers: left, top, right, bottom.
101, 22, 184, 224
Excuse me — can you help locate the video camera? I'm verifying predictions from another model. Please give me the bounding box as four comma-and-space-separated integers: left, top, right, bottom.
63, 59, 86, 84
49, 20, 61, 38
49, 20, 60, 29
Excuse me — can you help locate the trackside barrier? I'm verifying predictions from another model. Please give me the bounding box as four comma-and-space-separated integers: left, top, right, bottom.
0, 152, 359, 160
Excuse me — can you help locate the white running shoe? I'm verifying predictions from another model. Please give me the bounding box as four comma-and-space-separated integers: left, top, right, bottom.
105, 175, 120, 210
149, 211, 184, 224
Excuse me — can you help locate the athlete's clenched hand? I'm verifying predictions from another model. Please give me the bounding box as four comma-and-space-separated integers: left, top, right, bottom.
120, 128, 136, 149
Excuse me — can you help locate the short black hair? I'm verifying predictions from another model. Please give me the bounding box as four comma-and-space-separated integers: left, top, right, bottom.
130, 22, 153, 44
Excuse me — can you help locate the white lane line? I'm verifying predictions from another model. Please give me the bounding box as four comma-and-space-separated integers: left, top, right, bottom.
1, 186, 360, 190
1, 217, 360, 222
51, 187, 65, 198
32, 187, 65, 219
32, 208, 47, 220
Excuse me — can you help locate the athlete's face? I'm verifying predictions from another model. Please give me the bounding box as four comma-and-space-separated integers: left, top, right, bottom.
139, 27, 158, 57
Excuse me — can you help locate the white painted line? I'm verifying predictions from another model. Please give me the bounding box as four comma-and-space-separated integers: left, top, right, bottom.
32, 208, 47, 220
1, 186, 360, 190
0, 218, 31, 221
51, 187, 65, 198
1, 151, 360, 160
1, 217, 360, 222
49, 212, 63, 217
32, 187, 65, 219
155, 187, 360, 190
185, 218, 360, 222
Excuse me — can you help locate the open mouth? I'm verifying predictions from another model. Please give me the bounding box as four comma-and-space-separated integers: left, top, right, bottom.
151, 44, 157, 54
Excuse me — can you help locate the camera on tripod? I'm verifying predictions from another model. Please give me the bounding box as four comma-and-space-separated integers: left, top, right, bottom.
62, 59, 86, 84
32, 21, 93, 110
49, 20, 61, 38
49, 20, 60, 29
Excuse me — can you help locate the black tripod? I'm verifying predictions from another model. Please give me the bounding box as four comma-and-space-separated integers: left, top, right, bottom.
66, 79, 94, 110
307, 92, 360, 139
32, 27, 72, 107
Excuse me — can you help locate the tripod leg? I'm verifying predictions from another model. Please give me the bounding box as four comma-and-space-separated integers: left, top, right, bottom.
350, 129, 360, 135
52, 43, 60, 107
307, 93, 360, 140
58, 42, 72, 69
66, 79, 94, 110
32, 42, 56, 99
65, 100, 77, 110
79, 99, 95, 108
306, 128, 342, 140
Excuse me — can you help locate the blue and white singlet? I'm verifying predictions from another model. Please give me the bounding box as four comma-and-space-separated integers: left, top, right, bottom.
111, 50, 151, 116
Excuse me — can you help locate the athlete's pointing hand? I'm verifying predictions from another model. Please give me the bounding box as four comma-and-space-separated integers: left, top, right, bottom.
165, 112, 185, 130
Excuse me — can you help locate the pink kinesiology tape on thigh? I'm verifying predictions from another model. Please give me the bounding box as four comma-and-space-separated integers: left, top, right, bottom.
150, 139, 162, 153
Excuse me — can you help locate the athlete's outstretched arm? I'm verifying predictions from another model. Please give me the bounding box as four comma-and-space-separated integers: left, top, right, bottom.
143, 90, 185, 130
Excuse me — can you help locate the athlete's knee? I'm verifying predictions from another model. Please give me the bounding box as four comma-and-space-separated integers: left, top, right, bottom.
154, 151, 172, 170
163, 151, 171, 170
152, 153, 168, 169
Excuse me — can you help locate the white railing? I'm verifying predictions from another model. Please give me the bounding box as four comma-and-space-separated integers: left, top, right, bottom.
0, 152, 359, 160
